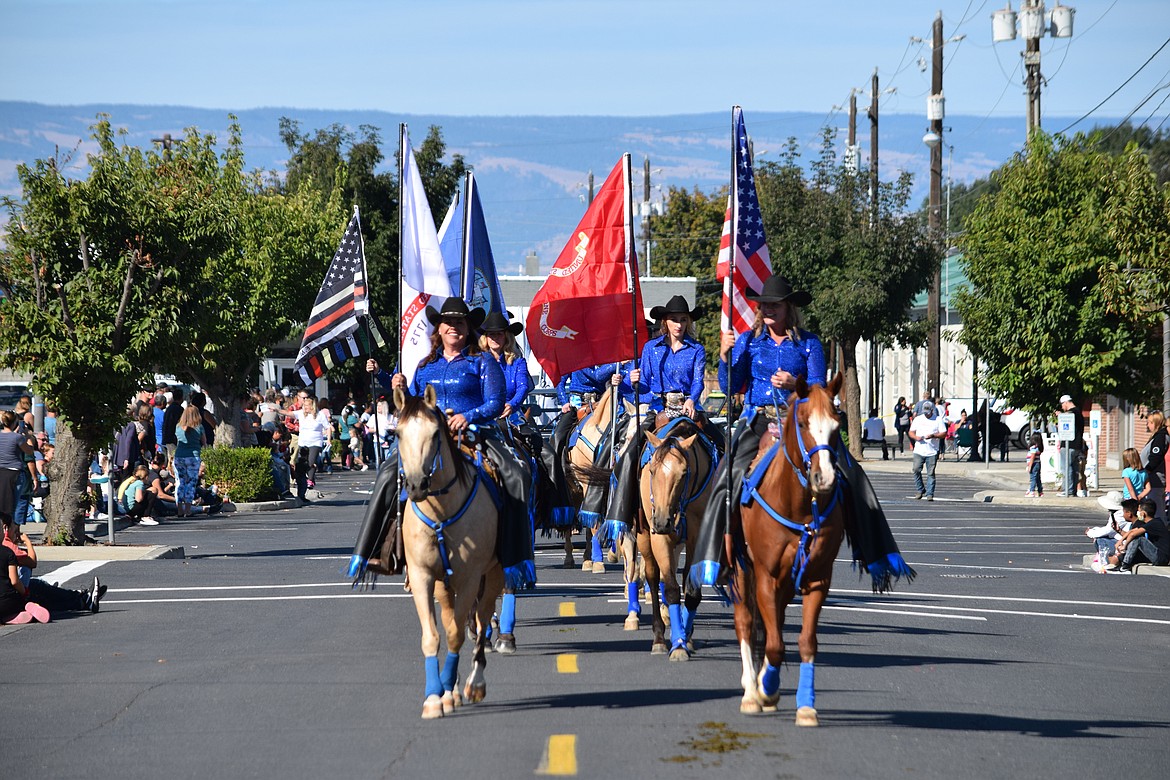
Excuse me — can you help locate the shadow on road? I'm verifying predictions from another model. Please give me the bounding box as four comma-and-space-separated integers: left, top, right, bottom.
826, 709, 1170, 738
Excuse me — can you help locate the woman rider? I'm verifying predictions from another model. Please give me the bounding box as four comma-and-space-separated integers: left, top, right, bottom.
690, 276, 911, 591
347, 298, 534, 589
602, 295, 718, 542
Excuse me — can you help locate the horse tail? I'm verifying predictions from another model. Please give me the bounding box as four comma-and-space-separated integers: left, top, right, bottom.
571, 462, 613, 488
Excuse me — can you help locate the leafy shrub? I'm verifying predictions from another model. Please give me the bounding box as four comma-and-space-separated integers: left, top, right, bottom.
202, 446, 275, 503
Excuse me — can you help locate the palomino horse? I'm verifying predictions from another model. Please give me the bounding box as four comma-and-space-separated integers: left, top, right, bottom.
637, 418, 716, 660
733, 373, 845, 727
396, 386, 505, 720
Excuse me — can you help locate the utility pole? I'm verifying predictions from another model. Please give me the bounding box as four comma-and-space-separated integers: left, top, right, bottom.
927, 11, 944, 401
588, 170, 595, 205
851, 90, 877, 411
867, 69, 879, 227
151, 132, 175, 160
1024, 0, 1042, 136
993, 2, 1076, 138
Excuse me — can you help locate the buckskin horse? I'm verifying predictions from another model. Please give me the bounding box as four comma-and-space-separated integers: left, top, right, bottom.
732, 373, 846, 727
637, 417, 717, 660
396, 386, 505, 720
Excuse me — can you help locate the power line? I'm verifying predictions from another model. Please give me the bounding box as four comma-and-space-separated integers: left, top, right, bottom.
1057, 35, 1170, 134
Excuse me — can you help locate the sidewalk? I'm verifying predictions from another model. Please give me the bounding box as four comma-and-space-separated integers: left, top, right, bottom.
858, 446, 1170, 578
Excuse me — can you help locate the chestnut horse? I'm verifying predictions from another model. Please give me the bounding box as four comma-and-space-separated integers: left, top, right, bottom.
396, 386, 505, 720
637, 418, 716, 660
733, 373, 844, 727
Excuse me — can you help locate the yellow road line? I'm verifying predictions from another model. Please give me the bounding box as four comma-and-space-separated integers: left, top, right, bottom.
535, 734, 577, 776
559, 601, 577, 618
556, 653, 579, 674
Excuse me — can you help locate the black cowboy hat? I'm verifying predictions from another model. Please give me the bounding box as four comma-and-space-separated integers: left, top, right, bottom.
425, 297, 486, 329
649, 295, 703, 321
480, 310, 523, 336
745, 275, 811, 306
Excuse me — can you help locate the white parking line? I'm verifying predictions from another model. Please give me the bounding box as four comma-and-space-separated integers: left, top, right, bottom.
105, 593, 412, 604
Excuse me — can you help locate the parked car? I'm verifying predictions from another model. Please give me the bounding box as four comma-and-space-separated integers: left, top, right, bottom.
0, 383, 29, 410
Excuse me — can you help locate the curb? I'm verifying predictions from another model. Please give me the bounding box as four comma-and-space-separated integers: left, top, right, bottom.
34, 544, 185, 561
1079, 553, 1170, 578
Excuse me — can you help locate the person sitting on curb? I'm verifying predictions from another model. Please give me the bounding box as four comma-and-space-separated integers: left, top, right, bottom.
2, 519, 105, 614
1106, 498, 1170, 573
1087, 492, 1135, 572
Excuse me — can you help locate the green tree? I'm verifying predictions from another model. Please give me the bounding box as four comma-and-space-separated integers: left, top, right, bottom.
954, 133, 1170, 410
756, 133, 935, 452
0, 118, 239, 543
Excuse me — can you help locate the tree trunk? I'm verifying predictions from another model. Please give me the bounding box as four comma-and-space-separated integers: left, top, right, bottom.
211, 391, 242, 448
840, 335, 864, 459
41, 424, 91, 545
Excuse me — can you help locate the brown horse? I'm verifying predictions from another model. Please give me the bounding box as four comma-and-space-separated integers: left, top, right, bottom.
732, 373, 844, 727
637, 418, 716, 660
396, 386, 505, 720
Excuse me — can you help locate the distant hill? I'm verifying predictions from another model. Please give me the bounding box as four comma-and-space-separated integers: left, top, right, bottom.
0, 101, 1111, 272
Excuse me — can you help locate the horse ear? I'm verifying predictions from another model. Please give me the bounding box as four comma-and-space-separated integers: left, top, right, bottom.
678, 434, 697, 450
645, 430, 663, 449
827, 372, 844, 400
795, 375, 810, 398
423, 384, 437, 407
393, 387, 407, 411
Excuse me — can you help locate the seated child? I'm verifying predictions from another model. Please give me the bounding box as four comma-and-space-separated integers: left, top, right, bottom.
1107, 498, 1170, 572
1088, 492, 1135, 571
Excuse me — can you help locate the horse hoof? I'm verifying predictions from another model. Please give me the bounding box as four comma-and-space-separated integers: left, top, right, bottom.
669, 646, 690, 662
624, 613, 640, 631
686, 640, 695, 653
739, 698, 763, 715
591, 560, 606, 573
581, 560, 594, 572
605, 550, 618, 564
494, 634, 516, 655
463, 682, 486, 704
795, 706, 819, 727
422, 696, 444, 720
563, 555, 576, 569
762, 704, 778, 713
651, 642, 669, 655
441, 691, 456, 715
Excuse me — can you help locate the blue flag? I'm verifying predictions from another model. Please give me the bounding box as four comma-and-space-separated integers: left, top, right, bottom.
463, 174, 506, 314
436, 190, 464, 299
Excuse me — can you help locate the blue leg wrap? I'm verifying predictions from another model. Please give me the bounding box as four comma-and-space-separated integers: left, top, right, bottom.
797, 661, 815, 709
440, 651, 459, 693
659, 582, 666, 602
681, 604, 695, 640
500, 593, 517, 634
668, 603, 685, 648
343, 554, 367, 578
626, 581, 641, 615
485, 616, 494, 643
761, 662, 780, 697
591, 535, 604, 563
424, 655, 443, 698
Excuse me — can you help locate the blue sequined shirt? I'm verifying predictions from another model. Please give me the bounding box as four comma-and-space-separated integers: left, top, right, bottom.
636, 335, 706, 411
490, 353, 534, 416
718, 329, 826, 407
556, 362, 638, 406
409, 350, 505, 426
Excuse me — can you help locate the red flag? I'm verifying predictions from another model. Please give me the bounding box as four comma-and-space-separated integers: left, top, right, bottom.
716, 106, 772, 334
525, 157, 645, 385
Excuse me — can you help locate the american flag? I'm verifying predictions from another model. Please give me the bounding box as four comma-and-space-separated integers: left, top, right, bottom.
716, 106, 772, 334
295, 211, 383, 384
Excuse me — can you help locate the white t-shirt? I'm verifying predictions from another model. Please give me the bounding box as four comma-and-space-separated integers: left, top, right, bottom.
862, 416, 886, 441
297, 411, 331, 448
910, 413, 947, 457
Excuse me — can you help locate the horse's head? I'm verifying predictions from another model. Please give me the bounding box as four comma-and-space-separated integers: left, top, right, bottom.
643, 428, 698, 535
395, 385, 447, 502
789, 373, 844, 497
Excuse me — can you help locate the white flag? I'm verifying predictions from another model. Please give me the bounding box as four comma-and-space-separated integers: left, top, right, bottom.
399, 131, 451, 384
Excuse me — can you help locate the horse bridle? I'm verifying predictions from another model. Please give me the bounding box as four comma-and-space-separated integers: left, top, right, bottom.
402, 408, 461, 498
782, 397, 838, 490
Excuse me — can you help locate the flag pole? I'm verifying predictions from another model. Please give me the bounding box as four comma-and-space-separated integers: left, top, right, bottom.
623, 152, 641, 463
354, 203, 378, 465
724, 106, 739, 550
460, 172, 472, 302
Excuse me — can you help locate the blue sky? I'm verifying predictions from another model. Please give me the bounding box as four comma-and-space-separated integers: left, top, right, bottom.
1, 0, 1168, 126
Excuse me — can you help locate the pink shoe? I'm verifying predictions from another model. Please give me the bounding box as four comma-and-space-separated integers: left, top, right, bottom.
23, 601, 50, 623
4, 610, 35, 625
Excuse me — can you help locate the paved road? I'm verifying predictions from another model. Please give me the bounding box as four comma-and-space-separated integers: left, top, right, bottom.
3, 468, 1168, 779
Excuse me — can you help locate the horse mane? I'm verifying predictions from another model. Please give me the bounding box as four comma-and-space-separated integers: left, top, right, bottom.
649, 418, 699, 468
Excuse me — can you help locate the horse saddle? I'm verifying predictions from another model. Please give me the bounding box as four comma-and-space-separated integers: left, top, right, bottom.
574, 393, 600, 422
